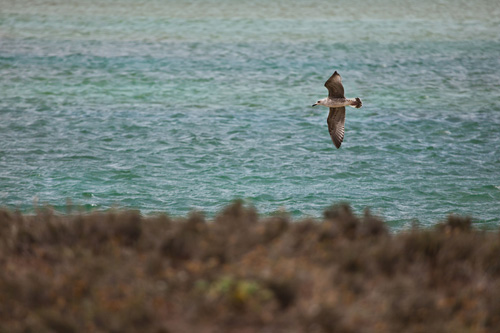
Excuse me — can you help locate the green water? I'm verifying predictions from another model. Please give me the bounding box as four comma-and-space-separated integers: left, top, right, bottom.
1, 0, 499, 227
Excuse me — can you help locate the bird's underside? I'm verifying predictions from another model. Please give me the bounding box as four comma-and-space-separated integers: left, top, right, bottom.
320, 71, 360, 149
326, 71, 346, 148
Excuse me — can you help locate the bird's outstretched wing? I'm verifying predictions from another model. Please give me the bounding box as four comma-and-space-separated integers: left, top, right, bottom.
327, 107, 345, 149
324, 71, 345, 98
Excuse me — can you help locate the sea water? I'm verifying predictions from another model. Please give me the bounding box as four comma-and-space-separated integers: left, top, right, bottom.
1, 0, 499, 228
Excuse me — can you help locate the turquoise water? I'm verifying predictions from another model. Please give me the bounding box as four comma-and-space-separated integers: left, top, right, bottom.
1, 0, 499, 227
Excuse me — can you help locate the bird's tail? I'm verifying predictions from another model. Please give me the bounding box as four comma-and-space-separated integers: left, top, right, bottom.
353, 97, 362, 109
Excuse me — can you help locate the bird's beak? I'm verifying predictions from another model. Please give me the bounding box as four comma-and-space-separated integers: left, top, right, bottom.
312, 103, 317, 107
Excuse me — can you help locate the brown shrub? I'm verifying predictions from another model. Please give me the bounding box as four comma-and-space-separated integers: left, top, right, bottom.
0, 203, 498, 333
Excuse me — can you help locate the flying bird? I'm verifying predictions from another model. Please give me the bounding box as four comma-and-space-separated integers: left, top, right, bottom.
312, 71, 362, 148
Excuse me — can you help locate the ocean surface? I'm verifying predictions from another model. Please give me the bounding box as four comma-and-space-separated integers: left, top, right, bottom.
1, 0, 499, 228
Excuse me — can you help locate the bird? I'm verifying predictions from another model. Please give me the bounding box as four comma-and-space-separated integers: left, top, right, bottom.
312, 71, 362, 148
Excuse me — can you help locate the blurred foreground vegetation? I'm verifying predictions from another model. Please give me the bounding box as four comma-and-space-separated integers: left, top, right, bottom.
1, 202, 500, 333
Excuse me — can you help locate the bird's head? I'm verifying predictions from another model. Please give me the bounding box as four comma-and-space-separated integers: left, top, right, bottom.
312, 98, 326, 107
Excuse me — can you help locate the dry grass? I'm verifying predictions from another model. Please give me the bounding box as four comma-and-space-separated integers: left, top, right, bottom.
0, 202, 499, 332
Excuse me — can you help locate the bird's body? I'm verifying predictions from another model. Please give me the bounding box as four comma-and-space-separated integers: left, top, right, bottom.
312, 71, 362, 149
318, 97, 361, 108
